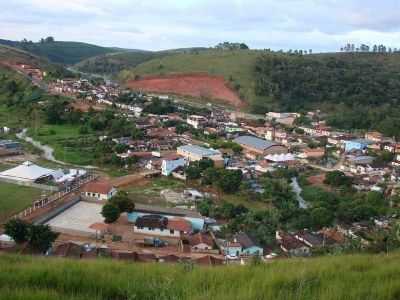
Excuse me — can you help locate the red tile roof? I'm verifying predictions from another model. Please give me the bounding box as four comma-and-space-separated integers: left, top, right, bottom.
82, 181, 114, 195
167, 218, 192, 233
188, 232, 214, 247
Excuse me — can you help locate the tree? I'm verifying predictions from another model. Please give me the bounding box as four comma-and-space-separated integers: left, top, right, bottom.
310, 207, 334, 229
45, 36, 55, 43
185, 164, 202, 180
217, 169, 242, 193
4, 219, 30, 244
101, 203, 120, 224
111, 191, 135, 213
324, 171, 353, 187
29, 224, 59, 253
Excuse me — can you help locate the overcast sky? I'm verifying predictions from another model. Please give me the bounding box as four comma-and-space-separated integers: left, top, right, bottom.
1, 0, 400, 52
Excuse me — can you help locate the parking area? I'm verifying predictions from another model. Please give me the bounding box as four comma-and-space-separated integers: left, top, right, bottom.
45, 201, 104, 236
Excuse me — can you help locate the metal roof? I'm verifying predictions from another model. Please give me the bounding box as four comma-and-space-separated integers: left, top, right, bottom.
178, 145, 220, 157
234, 135, 277, 151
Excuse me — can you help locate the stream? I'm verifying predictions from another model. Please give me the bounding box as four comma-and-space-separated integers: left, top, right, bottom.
290, 177, 309, 209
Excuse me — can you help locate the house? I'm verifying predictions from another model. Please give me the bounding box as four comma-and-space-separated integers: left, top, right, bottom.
221, 241, 242, 257
128, 204, 205, 231
134, 215, 192, 238
365, 131, 383, 142
234, 135, 287, 158
188, 232, 214, 253
161, 155, 187, 176
299, 148, 325, 159
276, 231, 310, 257
177, 145, 224, 167
187, 115, 208, 129
294, 230, 335, 248
81, 181, 117, 201
0, 140, 21, 151
233, 232, 263, 256
266, 112, 298, 126
344, 139, 374, 152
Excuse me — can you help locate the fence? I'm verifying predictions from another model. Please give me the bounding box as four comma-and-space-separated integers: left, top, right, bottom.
11, 173, 98, 221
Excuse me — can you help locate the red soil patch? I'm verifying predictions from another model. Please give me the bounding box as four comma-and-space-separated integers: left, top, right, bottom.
126, 73, 245, 108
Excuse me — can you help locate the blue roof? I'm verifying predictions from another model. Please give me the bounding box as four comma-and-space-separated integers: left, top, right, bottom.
346, 139, 374, 145
178, 145, 220, 157
234, 135, 277, 151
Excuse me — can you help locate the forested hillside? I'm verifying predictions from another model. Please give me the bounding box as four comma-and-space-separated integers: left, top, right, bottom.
0, 39, 117, 65
254, 53, 400, 137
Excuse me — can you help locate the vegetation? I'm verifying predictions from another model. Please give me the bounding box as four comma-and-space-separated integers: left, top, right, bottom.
4, 220, 59, 253
121, 49, 263, 104
0, 38, 117, 64
1, 252, 400, 299
0, 182, 44, 222
101, 191, 135, 223
254, 52, 400, 137
75, 51, 168, 75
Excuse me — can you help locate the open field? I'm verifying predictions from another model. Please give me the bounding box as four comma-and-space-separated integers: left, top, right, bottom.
127, 73, 244, 108
1, 252, 400, 299
27, 124, 96, 166
0, 181, 44, 222
121, 177, 185, 206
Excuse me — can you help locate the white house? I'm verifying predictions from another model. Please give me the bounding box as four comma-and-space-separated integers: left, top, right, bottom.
81, 181, 117, 201
134, 215, 192, 238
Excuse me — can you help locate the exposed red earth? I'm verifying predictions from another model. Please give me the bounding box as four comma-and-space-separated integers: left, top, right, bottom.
126, 73, 245, 108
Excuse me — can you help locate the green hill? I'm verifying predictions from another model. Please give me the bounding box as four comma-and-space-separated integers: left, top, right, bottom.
0, 252, 399, 299
76, 47, 210, 76
120, 49, 263, 103
0, 39, 117, 65
123, 50, 400, 137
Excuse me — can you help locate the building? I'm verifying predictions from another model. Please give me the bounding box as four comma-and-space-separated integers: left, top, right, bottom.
299, 148, 325, 159
0, 140, 21, 151
234, 135, 287, 158
0, 161, 62, 184
344, 139, 373, 152
186, 115, 208, 129
161, 155, 187, 176
266, 112, 298, 126
81, 181, 117, 201
188, 232, 214, 253
177, 145, 224, 167
134, 215, 192, 238
233, 232, 263, 256
365, 131, 383, 142
128, 204, 205, 231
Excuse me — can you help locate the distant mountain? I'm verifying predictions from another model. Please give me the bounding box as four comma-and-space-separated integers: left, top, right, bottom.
75, 47, 209, 76
0, 39, 119, 65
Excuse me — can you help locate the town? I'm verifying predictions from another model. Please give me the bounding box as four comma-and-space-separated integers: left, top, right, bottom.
0, 62, 399, 266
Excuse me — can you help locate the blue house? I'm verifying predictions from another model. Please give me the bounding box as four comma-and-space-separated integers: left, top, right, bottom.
344, 139, 373, 152
127, 204, 205, 231
234, 232, 263, 256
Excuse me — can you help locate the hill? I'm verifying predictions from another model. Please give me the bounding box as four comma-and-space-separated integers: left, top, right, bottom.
0, 252, 399, 299
0, 39, 117, 65
75, 47, 209, 76
123, 50, 400, 136
121, 49, 262, 106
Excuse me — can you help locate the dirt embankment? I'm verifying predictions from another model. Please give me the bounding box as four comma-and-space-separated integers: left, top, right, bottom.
126, 73, 245, 108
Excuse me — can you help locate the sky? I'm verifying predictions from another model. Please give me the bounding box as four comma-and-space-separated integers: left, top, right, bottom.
1, 0, 400, 52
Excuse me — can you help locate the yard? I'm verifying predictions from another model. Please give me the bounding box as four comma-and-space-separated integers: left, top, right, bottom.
122, 177, 185, 207
0, 181, 45, 222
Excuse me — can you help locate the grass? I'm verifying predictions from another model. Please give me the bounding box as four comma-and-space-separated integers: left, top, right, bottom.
220, 193, 270, 211
0, 182, 44, 222
27, 124, 96, 166
122, 177, 185, 206
1, 252, 400, 299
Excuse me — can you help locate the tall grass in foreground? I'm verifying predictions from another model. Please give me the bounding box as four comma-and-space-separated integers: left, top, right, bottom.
0, 253, 400, 300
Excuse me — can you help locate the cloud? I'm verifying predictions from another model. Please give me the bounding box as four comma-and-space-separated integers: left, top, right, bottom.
0, 0, 400, 51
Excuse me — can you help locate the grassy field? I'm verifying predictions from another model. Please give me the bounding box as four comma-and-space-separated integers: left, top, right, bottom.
0, 252, 400, 299
122, 177, 185, 206
27, 124, 96, 166
121, 49, 263, 105
0, 182, 44, 222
